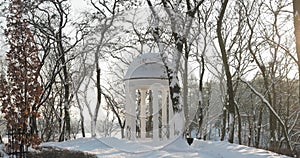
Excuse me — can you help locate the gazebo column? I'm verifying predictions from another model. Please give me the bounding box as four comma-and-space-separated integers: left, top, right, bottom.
152, 85, 159, 141
161, 89, 168, 140
168, 92, 174, 139
125, 82, 130, 140
129, 87, 136, 140
140, 89, 146, 139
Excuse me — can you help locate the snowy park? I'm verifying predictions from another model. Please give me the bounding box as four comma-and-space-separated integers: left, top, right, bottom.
1, 0, 300, 158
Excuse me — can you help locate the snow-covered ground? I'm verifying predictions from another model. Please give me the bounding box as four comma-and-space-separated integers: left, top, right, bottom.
0, 144, 8, 158
40, 137, 291, 158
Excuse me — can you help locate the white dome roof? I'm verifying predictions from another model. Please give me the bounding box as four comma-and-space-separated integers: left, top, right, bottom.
124, 53, 168, 80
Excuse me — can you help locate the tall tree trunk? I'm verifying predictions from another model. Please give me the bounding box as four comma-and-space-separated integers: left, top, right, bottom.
81, 117, 85, 138
59, 122, 65, 142
59, 100, 64, 142
30, 106, 38, 135
0, 134, 2, 144
255, 106, 263, 148
62, 54, 71, 141
91, 67, 101, 137
197, 55, 205, 138
294, 0, 300, 98
183, 48, 189, 133
247, 114, 252, 146
293, 0, 300, 129
57, 29, 71, 141
147, 0, 205, 136
235, 103, 242, 145
221, 109, 227, 141
270, 66, 278, 148
293, 5, 300, 156
92, 47, 102, 137
216, 0, 235, 143
78, 110, 86, 138
261, 72, 277, 149
121, 127, 125, 138
76, 93, 85, 138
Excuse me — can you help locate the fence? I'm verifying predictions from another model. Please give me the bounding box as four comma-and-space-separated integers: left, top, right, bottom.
6, 128, 28, 158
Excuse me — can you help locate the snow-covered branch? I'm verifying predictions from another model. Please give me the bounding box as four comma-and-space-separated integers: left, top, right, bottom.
239, 75, 293, 152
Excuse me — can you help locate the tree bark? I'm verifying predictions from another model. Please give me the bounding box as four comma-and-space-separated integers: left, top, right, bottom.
255, 106, 263, 148
235, 102, 242, 145
260, 68, 277, 148
30, 105, 39, 136
183, 45, 189, 132
56, 12, 71, 140
247, 114, 252, 146
290, 2, 300, 155
220, 109, 227, 141
197, 55, 205, 138
293, 2, 300, 140
91, 47, 102, 138
76, 93, 85, 138
60, 41, 71, 141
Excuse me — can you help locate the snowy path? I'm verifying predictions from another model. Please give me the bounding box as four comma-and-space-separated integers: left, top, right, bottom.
42, 137, 291, 158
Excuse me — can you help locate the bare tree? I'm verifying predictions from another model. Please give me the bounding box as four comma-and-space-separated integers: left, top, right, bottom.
27, 0, 89, 141
147, 0, 205, 135
77, 0, 123, 138
216, 0, 237, 144
192, 0, 215, 138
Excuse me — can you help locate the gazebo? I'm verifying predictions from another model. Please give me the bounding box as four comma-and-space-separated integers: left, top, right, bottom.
124, 53, 174, 141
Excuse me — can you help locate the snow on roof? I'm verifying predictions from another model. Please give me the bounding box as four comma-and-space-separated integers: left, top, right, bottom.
124, 53, 168, 80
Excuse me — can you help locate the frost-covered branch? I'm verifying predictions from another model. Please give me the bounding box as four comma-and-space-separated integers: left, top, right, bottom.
239, 75, 293, 152
288, 111, 300, 134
